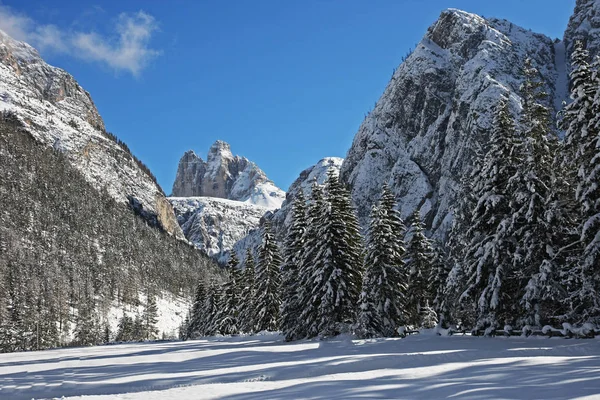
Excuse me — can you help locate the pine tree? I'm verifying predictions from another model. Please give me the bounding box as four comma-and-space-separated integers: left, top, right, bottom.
295, 182, 328, 339
280, 192, 307, 341
254, 221, 282, 332
429, 242, 450, 314
238, 249, 256, 334
404, 210, 434, 327
568, 46, 600, 323
116, 314, 134, 342
301, 171, 363, 338
357, 184, 408, 338
455, 96, 520, 331
200, 278, 219, 336
510, 57, 559, 326
217, 254, 241, 335
142, 294, 159, 340
187, 281, 206, 339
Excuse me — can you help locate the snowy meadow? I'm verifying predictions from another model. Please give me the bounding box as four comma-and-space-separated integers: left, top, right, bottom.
1, 332, 599, 400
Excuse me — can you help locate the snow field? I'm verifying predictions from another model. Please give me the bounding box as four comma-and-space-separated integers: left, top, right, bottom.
1, 331, 599, 399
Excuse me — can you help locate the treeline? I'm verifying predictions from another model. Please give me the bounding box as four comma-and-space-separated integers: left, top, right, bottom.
182, 172, 442, 340
101, 129, 162, 193
0, 114, 219, 352
184, 41, 600, 340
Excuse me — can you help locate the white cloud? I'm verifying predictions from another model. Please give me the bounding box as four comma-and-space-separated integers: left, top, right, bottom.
0, 5, 160, 76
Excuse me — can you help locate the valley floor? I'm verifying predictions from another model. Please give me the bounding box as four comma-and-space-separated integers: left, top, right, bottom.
1, 332, 599, 399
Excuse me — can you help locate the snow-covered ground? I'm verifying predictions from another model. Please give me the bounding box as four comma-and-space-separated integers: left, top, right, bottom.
1, 332, 600, 400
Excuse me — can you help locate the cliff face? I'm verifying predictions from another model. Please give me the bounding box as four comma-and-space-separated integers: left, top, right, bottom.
171, 141, 285, 209
564, 0, 600, 56
340, 9, 564, 240
0, 29, 183, 238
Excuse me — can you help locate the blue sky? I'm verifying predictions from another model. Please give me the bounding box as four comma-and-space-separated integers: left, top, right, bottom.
0, 0, 576, 192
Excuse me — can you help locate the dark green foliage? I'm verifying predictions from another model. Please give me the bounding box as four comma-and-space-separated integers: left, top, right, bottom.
299, 172, 363, 338
357, 184, 408, 338
254, 221, 282, 332
142, 294, 159, 340
0, 115, 218, 352
217, 254, 241, 335
404, 210, 435, 327
238, 250, 256, 334
280, 192, 307, 341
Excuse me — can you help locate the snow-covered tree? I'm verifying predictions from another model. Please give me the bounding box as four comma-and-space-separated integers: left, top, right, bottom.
254, 221, 282, 332
301, 171, 363, 338
187, 281, 206, 339
455, 95, 521, 330
142, 294, 159, 340
295, 182, 328, 339
217, 254, 241, 335
238, 249, 256, 333
565, 44, 600, 323
404, 209, 434, 327
511, 57, 559, 326
280, 192, 307, 341
201, 278, 219, 336
356, 184, 407, 338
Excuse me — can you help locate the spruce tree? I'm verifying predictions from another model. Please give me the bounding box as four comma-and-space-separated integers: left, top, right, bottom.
570, 47, 600, 323
511, 57, 558, 326
238, 249, 256, 333
357, 184, 407, 338
217, 254, 241, 335
200, 278, 219, 336
187, 281, 206, 339
303, 171, 363, 338
142, 294, 159, 340
404, 210, 434, 327
295, 182, 328, 339
254, 221, 282, 332
456, 96, 520, 330
280, 192, 307, 341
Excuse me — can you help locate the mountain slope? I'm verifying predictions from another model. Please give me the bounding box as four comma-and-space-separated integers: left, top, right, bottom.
169, 196, 270, 262
0, 115, 218, 352
0, 29, 183, 238
172, 141, 285, 209
340, 9, 563, 239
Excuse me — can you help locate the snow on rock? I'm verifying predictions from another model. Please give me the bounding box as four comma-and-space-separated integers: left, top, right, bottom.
564, 0, 600, 57
2, 332, 600, 400
171, 140, 286, 209
340, 8, 561, 240
169, 196, 270, 263
0, 29, 183, 238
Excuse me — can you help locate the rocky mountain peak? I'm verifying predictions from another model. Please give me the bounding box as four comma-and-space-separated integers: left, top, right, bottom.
340, 8, 559, 240
208, 140, 233, 160
171, 141, 285, 209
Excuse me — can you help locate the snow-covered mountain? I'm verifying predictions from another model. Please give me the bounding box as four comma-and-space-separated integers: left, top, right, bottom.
170, 141, 286, 260
172, 140, 285, 209
0, 29, 183, 238
169, 196, 270, 262
340, 8, 567, 240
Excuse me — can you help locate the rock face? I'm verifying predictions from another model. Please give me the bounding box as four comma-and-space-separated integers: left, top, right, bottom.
340, 8, 566, 240
0, 29, 183, 238
169, 197, 270, 263
564, 0, 600, 56
172, 141, 286, 209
